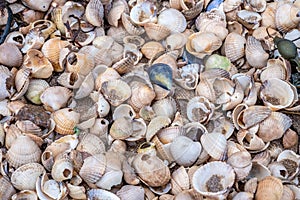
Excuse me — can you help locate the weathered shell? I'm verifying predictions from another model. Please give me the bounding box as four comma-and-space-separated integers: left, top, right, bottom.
186, 96, 215, 124
51, 153, 73, 182
107, 0, 128, 27
255, 176, 283, 200
170, 136, 202, 167
110, 117, 133, 140
245, 36, 269, 68
77, 133, 106, 155
5, 31, 25, 48
66, 183, 87, 199
282, 129, 298, 149
40, 86, 73, 111
224, 32, 246, 62
130, 1, 157, 25
237, 10, 262, 29
260, 57, 291, 82
121, 13, 145, 35
21, 29, 45, 54
11, 163, 45, 190
0, 176, 16, 200
21, 0, 52, 11
0, 43, 23, 67
87, 189, 120, 200
174, 63, 200, 90
275, 3, 300, 33
157, 8, 187, 33
171, 166, 190, 195
0, 65, 13, 100
52, 108, 80, 135
141, 41, 165, 59
144, 23, 171, 41
6, 135, 41, 168
152, 97, 177, 119
117, 185, 145, 200
132, 153, 171, 187
65, 52, 95, 76
85, 0, 104, 26
148, 63, 173, 91
201, 132, 227, 160
11, 190, 38, 200
192, 161, 235, 199
146, 116, 171, 141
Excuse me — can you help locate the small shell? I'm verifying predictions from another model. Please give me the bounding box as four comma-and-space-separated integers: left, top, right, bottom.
52, 108, 80, 135
171, 166, 190, 194
157, 8, 187, 33
146, 116, 171, 141
275, 3, 300, 33
5, 31, 25, 48
110, 117, 133, 140
186, 96, 215, 124
7, 135, 41, 168
237, 10, 262, 29
40, 86, 73, 111
144, 23, 171, 41
255, 176, 283, 200
65, 52, 95, 76
132, 153, 171, 187
101, 79, 131, 107
51, 153, 73, 182
77, 133, 106, 155
130, 1, 157, 25
261, 2, 277, 28
224, 32, 246, 62
95, 67, 121, 91
0, 176, 16, 200
141, 41, 165, 59
87, 189, 120, 200
0, 43, 23, 67
192, 161, 235, 199
170, 136, 202, 167
200, 132, 227, 160
282, 129, 298, 149
245, 36, 269, 68
0, 65, 13, 100
116, 185, 145, 200
85, 0, 104, 27
11, 190, 38, 200
11, 163, 45, 190
21, 0, 52, 11
148, 63, 173, 91
121, 13, 145, 35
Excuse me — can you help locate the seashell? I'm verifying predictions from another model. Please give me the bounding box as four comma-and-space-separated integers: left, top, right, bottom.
201, 132, 227, 160
252, 150, 271, 166
51, 153, 73, 182
21, 0, 52, 11
277, 150, 300, 180
170, 136, 202, 167
186, 32, 222, 59
107, 25, 130, 44
260, 57, 291, 82
121, 13, 145, 35
132, 153, 171, 187
0, 65, 13, 100
275, 3, 300, 33
245, 36, 269, 68
113, 104, 136, 120
165, 32, 188, 51
192, 161, 235, 199
89, 118, 109, 138
30, 20, 56, 39
0, 176, 16, 200
227, 151, 252, 180
21, 29, 45, 54
282, 129, 298, 149
141, 41, 165, 59
144, 23, 171, 41
41, 38, 70, 72
74, 72, 95, 99
101, 79, 131, 107
61, 1, 85, 25
52, 108, 80, 135
122, 159, 140, 185
130, 1, 157, 25
171, 166, 190, 195
260, 78, 297, 111
224, 32, 246, 63
0, 43, 23, 67
77, 133, 106, 155
253, 27, 281, 51
157, 8, 187, 33
182, 1, 204, 20
223, 0, 243, 12
152, 97, 177, 119
11, 68, 30, 101
257, 112, 292, 142
110, 117, 133, 140
117, 185, 145, 200
281, 185, 295, 200
261, 2, 277, 28
85, 0, 104, 27
244, 0, 267, 12
5, 31, 25, 48
148, 63, 173, 91
7, 135, 41, 168
65, 52, 95, 76
87, 189, 120, 200
107, 0, 128, 27
96, 169, 123, 190
146, 116, 171, 142
11, 190, 38, 200
11, 163, 45, 190
237, 10, 262, 29
152, 52, 178, 76
66, 183, 86, 199
174, 63, 200, 90
255, 176, 283, 200
186, 96, 215, 124
57, 72, 84, 89
40, 86, 72, 111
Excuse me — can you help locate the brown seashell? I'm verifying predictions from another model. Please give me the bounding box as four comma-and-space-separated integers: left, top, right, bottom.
116, 185, 145, 200
121, 13, 145, 35
52, 108, 80, 135
282, 129, 298, 149
21, 0, 52, 12
141, 41, 165, 59
255, 176, 283, 200
5, 31, 25, 48
0, 43, 23, 67
107, 0, 128, 27
144, 23, 171, 41
66, 52, 95, 76
40, 86, 73, 111
7, 135, 41, 168
66, 183, 86, 199
261, 2, 277, 28
85, 0, 104, 27
132, 153, 171, 187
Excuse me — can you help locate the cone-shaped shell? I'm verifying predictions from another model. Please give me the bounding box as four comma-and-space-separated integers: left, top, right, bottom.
255, 176, 283, 200
0, 43, 23, 67
52, 108, 80, 135
201, 132, 227, 160
7, 135, 41, 168
132, 153, 171, 187
192, 161, 235, 199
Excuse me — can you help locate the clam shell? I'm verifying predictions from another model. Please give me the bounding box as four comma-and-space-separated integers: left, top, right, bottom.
141, 41, 165, 59
95, 67, 121, 91
261, 2, 277, 28
21, 0, 52, 11
11, 190, 38, 200
152, 97, 177, 119
192, 161, 235, 199
66, 52, 95, 76
144, 23, 171, 41
85, 0, 104, 26
237, 10, 262, 29
171, 166, 190, 194
282, 129, 298, 149
7, 135, 41, 168
11, 163, 45, 190
275, 3, 300, 33
87, 189, 120, 200
107, 0, 128, 27
157, 8, 187, 33
182, 1, 204, 20
121, 13, 145, 35
5, 31, 25, 48
77, 133, 106, 155
224, 32, 246, 62
66, 183, 86, 199
110, 117, 133, 140
174, 63, 200, 90
117, 185, 145, 200
260, 57, 290, 82
11, 68, 30, 101
0, 176, 16, 200
130, 1, 157, 25
30, 19, 56, 39
0, 43, 23, 67
40, 86, 72, 111
0, 65, 13, 100
201, 132, 227, 160
255, 176, 283, 200
132, 153, 171, 187
52, 108, 80, 135
170, 136, 202, 167
245, 36, 269, 68
113, 104, 136, 120
146, 116, 171, 141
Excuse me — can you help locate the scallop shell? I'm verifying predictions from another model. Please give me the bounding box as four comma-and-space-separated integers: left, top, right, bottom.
157, 8, 187, 33
170, 136, 202, 167
245, 36, 269, 68
255, 176, 283, 200
11, 163, 45, 191
132, 153, 171, 187
144, 23, 171, 41
192, 161, 235, 199
201, 132, 227, 160
40, 86, 73, 111
224, 32, 246, 62
6, 135, 41, 168
101, 79, 131, 107
52, 108, 80, 135
275, 3, 300, 33
85, 0, 104, 27
130, 1, 157, 25
0, 43, 23, 67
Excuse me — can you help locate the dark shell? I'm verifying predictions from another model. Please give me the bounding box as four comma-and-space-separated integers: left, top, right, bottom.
16, 104, 50, 128
148, 63, 173, 90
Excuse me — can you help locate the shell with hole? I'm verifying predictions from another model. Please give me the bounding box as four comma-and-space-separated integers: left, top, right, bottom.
52, 108, 80, 135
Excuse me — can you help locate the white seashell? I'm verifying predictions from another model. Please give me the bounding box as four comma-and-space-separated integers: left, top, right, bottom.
157, 8, 187, 33
130, 1, 157, 25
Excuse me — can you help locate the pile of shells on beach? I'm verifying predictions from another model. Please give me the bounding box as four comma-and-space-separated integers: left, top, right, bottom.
1, 0, 300, 199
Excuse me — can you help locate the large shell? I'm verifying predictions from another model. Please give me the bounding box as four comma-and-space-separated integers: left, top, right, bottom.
192, 161, 235, 199
52, 108, 80, 135
224, 32, 246, 62
132, 153, 171, 187
0, 43, 23, 67
6, 135, 41, 168
85, 0, 104, 27
275, 3, 300, 33
157, 8, 187, 33
40, 86, 73, 111
245, 36, 269, 68
255, 176, 283, 200
201, 132, 227, 160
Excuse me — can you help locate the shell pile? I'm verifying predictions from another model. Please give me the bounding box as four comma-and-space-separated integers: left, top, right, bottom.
1, 0, 300, 199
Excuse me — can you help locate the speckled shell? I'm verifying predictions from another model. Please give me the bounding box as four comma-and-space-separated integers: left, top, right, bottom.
0, 43, 23, 67
132, 153, 171, 187
52, 108, 80, 135
6, 135, 42, 168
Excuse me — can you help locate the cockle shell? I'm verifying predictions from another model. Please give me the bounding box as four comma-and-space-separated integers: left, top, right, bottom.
87, 189, 120, 200
275, 3, 300, 33
224, 32, 246, 62
85, 0, 104, 27
141, 41, 165, 59
132, 153, 171, 187
21, 0, 52, 11
192, 161, 235, 199
260, 57, 291, 82
30, 19, 56, 39
144, 23, 171, 41
201, 132, 227, 160
255, 176, 283, 200
130, 1, 157, 25
107, 0, 128, 27
0, 176, 16, 200
11, 68, 31, 101
0, 65, 13, 100
66, 183, 86, 199
110, 117, 133, 140
40, 86, 73, 111
152, 97, 177, 119
116, 185, 145, 200
65, 52, 95, 76
282, 129, 298, 149
157, 8, 187, 33
51, 153, 73, 182
237, 10, 262, 29
52, 108, 80, 135
245, 36, 269, 68
146, 116, 171, 141
0, 43, 23, 67
6, 135, 41, 168
77, 133, 106, 155
11, 163, 45, 190
121, 13, 145, 36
